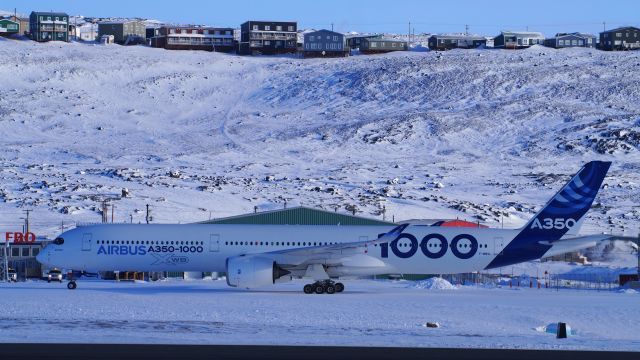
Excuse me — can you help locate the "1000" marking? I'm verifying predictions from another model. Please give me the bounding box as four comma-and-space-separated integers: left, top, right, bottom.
379, 233, 478, 260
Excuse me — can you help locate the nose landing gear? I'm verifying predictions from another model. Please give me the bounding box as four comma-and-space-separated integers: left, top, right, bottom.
66, 271, 77, 290
303, 280, 345, 294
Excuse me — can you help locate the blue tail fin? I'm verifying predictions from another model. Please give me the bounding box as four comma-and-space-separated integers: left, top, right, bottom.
485, 161, 611, 269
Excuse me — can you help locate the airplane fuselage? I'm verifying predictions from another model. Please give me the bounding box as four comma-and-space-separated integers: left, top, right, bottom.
40, 223, 525, 276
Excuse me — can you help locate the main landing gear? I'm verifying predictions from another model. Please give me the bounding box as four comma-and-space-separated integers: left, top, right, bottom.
303, 280, 345, 294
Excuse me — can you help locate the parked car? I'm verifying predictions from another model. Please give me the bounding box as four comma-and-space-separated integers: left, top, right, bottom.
8, 268, 17, 282
48, 269, 63, 283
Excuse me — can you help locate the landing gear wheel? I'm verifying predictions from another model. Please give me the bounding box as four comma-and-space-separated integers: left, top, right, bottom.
326, 285, 336, 294
335, 282, 344, 293
314, 284, 325, 294
67, 281, 77, 290
303, 284, 314, 294
47, 280, 51, 283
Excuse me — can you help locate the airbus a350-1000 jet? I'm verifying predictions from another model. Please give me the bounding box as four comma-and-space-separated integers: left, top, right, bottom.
37, 161, 627, 294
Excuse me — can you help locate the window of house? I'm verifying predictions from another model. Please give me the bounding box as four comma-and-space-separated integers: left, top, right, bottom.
170, 29, 175, 34
22, 247, 30, 257
288, 26, 293, 31
40, 16, 44, 21
226, 31, 231, 35
310, 35, 314, 41
32, 247, 40, 256
392, 42, 397, 47
47, 16, 51, 21
276, 26, 282, 31
63, 17, 66, 21
616, 33, 622, 37
370, 42, 377, 47
572, 39, 578, 46
11, 248, 19, 257
181, 29, 186, 34
579, 40, 584, 46
588, 38, 593, 43
265, 25, 271, 31
204, 30, 209, 35
192, 30, 197, 34
265, 40, 270, 45
55, 17, 59, 21
253, 25, 258, 30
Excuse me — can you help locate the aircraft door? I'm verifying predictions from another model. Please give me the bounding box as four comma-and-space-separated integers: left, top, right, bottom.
493, 237, 505, 255
81, 233, 92, 251
210, 234, 220, 252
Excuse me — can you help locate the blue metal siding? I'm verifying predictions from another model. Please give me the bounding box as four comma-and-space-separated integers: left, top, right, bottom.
304, 30, 346, 52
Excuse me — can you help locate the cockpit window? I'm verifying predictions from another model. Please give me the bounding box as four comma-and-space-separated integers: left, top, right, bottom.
53, 237, 64, 245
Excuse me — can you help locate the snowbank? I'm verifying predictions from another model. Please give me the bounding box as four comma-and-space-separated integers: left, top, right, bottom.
410, 277, 457, 290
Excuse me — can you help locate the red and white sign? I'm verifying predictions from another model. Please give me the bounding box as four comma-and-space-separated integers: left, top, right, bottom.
5, 232, 37, 244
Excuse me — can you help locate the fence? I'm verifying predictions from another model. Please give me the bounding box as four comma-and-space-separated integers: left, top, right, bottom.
439, 272, 622, 291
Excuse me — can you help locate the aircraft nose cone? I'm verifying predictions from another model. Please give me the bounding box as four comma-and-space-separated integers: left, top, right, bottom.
36, 247, 49, 266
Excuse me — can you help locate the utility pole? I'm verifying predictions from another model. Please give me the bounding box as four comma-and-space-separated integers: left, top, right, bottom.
603, 21, 606, 32
23, 209, 32, 235
408, 21, 411, 45
465, 24, 469, 36
145, 204, 150, 224
101, 200, 108, 223
331, 22, 334, 32
111, 204, 115, 223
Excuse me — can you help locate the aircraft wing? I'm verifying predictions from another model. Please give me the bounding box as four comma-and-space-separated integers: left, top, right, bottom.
239, 224, 408, 268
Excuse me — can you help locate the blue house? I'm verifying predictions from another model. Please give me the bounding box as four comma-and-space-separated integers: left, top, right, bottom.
544, 32, 596, 48
303, 29, 349, 57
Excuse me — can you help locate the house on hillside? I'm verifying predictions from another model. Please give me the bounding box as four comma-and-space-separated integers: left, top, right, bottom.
0, 18, 19, 37
544, 32, 596, 48
7, 15, 29, 35
151, 26, 235, 52
599, 26, 640, 51
239, 21, 297, 55
493, 30, 544, 49
29, 11, 69, 42
358, 37, 408, 54
346, 34, 382, 49
303, 29, 349, 57
98, 21, 146, 45
428, 34, 486, 50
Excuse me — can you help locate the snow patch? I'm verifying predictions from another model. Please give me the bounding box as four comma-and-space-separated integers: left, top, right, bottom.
410, 277, 457, 290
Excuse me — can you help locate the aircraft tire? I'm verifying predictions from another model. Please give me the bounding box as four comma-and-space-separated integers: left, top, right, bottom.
314, 284, 325, 294
303, 284, 314, 294
326, 285, 335, 294
335, 282, 344, 293
67, 281, 77, 290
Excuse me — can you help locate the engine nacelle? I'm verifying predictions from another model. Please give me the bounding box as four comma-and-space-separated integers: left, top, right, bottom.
226, 256, 291, 289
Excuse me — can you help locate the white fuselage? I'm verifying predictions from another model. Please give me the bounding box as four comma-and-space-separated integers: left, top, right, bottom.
39, 224, 525, 276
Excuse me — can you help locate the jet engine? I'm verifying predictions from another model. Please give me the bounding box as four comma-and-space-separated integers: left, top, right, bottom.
226, 256, 291, 289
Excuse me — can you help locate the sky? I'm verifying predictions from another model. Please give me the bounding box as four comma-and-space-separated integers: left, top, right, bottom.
2, 0, 639, 36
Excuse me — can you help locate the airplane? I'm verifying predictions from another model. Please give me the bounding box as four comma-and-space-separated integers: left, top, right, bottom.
37, 161, 627, 293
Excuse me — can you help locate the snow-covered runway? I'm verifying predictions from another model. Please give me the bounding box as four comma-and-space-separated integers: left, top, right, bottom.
1, 279, 637, 350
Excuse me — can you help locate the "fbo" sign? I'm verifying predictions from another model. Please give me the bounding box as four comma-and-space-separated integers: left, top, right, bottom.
5, 232, 36, 244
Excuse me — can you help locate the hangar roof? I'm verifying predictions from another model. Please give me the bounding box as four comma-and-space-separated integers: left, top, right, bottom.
198, 206, 393, 226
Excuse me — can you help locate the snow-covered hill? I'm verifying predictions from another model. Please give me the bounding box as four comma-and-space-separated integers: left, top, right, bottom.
1, 40, 639, 239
